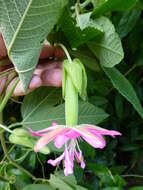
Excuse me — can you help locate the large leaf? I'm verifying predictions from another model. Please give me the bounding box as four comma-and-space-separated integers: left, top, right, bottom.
22, 101, 109, 130
0, 0, 67, 91
21, 87, 62, 123
102, 66, 143, 119
88, 16, 124, 67
21, 88, 109, 130
92, 0, 137, 16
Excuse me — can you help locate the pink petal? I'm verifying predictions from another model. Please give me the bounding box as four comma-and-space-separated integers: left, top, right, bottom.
54, 129, 79, 149
29, 125, 62, 135
54, 134, 69, 149
29, 128, 43, 137
66, 129, 80, 139
82, 124, 121, 137
52, 121, 57, 126
34, 127, 68, 152
75, 150, 85, 169
73, 128, 106, 149
48, 152, 64, 166
64, 144, 74, 176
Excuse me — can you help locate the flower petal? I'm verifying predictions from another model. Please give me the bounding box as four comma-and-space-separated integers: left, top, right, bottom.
54, 134, 69, 149
81, 124, 121, 137
48, 152, 64, 166
29, 125, 63, 136
73, 128, 106, 149
29, 128, 43, 137
75, 149, 85, 169
64, 144, 74, 176
34, 127, 68, 152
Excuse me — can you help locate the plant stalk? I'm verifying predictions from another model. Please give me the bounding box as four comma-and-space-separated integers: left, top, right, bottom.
65, 75, 78, 126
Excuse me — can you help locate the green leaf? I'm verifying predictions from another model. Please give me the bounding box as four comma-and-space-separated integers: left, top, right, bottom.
49, 175, 74, 190
22, 89, 109, 129
49, 174, 88, 190
23, 101, 109, 130
21, 87, 62, 120
60, 10, 103, 48
92, 0, 137, 16
129, 187, 143, 190
22, 184, 53, 190
102, 66, 143, 119
117, 10, 141, 39
88, 16, 124, 67
0, 0, 67, 91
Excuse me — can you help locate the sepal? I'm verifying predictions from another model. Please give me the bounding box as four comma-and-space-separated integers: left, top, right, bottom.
62, 59, 87, 100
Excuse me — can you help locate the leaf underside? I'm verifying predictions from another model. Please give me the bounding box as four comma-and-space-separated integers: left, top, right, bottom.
0, 0, 67, 91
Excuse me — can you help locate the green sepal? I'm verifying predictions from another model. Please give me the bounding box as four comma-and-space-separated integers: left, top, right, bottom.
62, 59, 87, 100
9, 128, 50, 155
62, 60, 67, 98
73, 58, 87, 100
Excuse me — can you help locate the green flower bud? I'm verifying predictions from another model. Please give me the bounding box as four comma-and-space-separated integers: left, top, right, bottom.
63, 58, 87, 100
9, 128, 50, 154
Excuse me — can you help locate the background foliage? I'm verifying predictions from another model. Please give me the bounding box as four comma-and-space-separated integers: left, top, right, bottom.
0, 0, 143, 189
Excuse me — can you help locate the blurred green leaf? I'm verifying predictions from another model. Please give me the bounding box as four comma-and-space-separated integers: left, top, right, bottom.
92, 0, 137, 16
117, 10, 141, 39
129, 187, 143, 190
101, 188, 122, 190
102, 67, 143, 119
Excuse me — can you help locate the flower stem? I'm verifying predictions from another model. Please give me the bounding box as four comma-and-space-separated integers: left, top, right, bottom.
58, 43, 72, 64
58, 44, 79, 126
65, 75, 78, 126
0, 123, 14, 134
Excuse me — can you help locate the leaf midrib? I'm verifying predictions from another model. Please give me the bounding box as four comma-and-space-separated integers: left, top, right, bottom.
8, 0, 33, 56
94, 42, 123, 57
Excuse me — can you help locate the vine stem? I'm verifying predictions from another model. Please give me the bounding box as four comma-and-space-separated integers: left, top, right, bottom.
0, 133, 36, 180
58, 43, 72, 64
0, 124, 14, 134
122, 174, 143, 179
0, 78, 48, 183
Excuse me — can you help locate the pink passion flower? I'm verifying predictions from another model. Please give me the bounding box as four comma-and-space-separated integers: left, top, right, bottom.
29, 122, 121, 176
